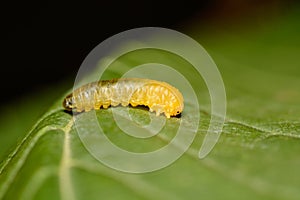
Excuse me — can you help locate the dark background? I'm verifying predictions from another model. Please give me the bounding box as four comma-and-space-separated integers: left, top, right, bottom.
0, 0, 294, 105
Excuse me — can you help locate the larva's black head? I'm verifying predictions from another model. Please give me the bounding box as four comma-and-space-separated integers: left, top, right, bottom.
63, 94, 74, 111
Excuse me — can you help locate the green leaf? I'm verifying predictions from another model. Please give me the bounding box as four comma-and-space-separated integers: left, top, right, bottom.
1, 10, 300, 200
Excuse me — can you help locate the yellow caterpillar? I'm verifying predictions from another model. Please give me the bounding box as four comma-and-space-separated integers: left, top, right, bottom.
63, 78, 184, 118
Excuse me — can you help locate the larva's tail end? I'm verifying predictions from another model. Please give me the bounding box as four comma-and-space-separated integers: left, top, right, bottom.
174, 112, 182, 118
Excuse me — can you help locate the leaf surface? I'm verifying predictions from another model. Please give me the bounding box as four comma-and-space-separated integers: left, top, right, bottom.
1, 10, 300, 200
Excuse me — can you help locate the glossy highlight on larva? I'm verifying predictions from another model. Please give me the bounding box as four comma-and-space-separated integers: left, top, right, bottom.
63, 78, 184, 118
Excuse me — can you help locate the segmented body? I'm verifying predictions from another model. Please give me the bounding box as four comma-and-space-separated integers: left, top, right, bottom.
63, 78, 184, 118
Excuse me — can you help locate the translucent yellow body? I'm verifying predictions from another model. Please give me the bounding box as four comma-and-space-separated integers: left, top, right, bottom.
63, 78, 184, 118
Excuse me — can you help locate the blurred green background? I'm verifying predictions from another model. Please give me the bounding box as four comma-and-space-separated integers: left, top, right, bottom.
1, 1, 300, 200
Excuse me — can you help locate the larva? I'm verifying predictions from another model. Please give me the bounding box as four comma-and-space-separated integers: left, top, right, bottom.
63, 78, 184, 118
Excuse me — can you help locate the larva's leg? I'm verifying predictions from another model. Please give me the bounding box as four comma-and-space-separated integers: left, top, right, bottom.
103, 103, 110, 109
130, 102, 138, 107
111, 102, 119, 107
94, 102, 102, 110
76, 108, 83, 112
85, 108, 92, 112
121, 102, 129, 107
150, 104, 166, 117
